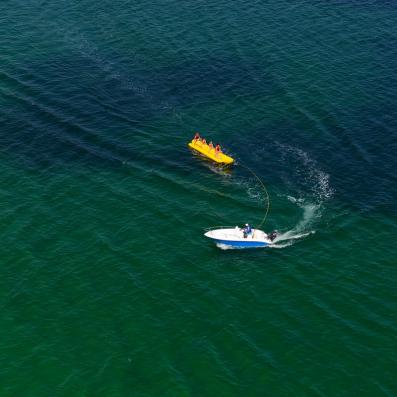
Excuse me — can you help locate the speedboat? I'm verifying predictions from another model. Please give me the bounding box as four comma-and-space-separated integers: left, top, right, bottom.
204, 227, 277, 249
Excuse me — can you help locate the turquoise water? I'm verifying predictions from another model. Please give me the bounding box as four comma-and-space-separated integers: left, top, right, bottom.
1, 0, 396, 395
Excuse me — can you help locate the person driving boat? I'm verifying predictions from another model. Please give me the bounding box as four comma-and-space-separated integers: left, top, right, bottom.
242, 223, 252, 238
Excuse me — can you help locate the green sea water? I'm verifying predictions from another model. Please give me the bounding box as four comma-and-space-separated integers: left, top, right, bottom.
1, 0, 396, 396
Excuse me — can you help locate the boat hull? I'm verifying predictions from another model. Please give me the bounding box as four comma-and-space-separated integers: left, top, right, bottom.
213, 239, 269, 248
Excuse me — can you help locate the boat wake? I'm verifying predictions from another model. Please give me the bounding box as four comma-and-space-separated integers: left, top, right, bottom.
267, 142, 334, 249
216, 243, 247, 250
271, 201, 318, 248
232, 142, 334, 250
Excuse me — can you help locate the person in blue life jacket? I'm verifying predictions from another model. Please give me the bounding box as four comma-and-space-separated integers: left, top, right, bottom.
242, 223, 252, 238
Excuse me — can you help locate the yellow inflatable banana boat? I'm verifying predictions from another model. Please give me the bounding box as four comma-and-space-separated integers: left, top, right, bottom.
188, 139, 234, 165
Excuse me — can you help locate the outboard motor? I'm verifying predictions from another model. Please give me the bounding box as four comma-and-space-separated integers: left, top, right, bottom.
268, 231, 278, 242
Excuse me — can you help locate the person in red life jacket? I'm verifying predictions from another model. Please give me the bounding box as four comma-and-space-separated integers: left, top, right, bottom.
193, 132, 201, 143
215, 144, 221, 156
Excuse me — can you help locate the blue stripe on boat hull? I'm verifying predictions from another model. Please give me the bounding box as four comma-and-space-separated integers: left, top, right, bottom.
213, 239, 269, 248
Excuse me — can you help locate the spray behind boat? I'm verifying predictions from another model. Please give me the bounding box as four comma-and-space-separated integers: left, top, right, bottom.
268, 230, 278, 242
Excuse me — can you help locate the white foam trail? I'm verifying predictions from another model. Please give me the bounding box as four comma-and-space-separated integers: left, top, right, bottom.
216, 243, 244, 250
274, 230, 315, 243
269, 241, 294, 249
276, 143, 334, 203
266, 143, 334, 249
269, 202, 318, 248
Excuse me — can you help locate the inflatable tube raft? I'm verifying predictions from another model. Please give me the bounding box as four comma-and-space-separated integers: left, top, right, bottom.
188, 140, 234, 165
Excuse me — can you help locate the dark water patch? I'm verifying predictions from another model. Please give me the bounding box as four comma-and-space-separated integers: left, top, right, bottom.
1, 51, 278, 172
0, 58, 168, 170
145, 57, 277, 109
0, 103, 125, 170
317, 105, 397, 213
315, 0, 397, 9
228, 98, 397, 214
